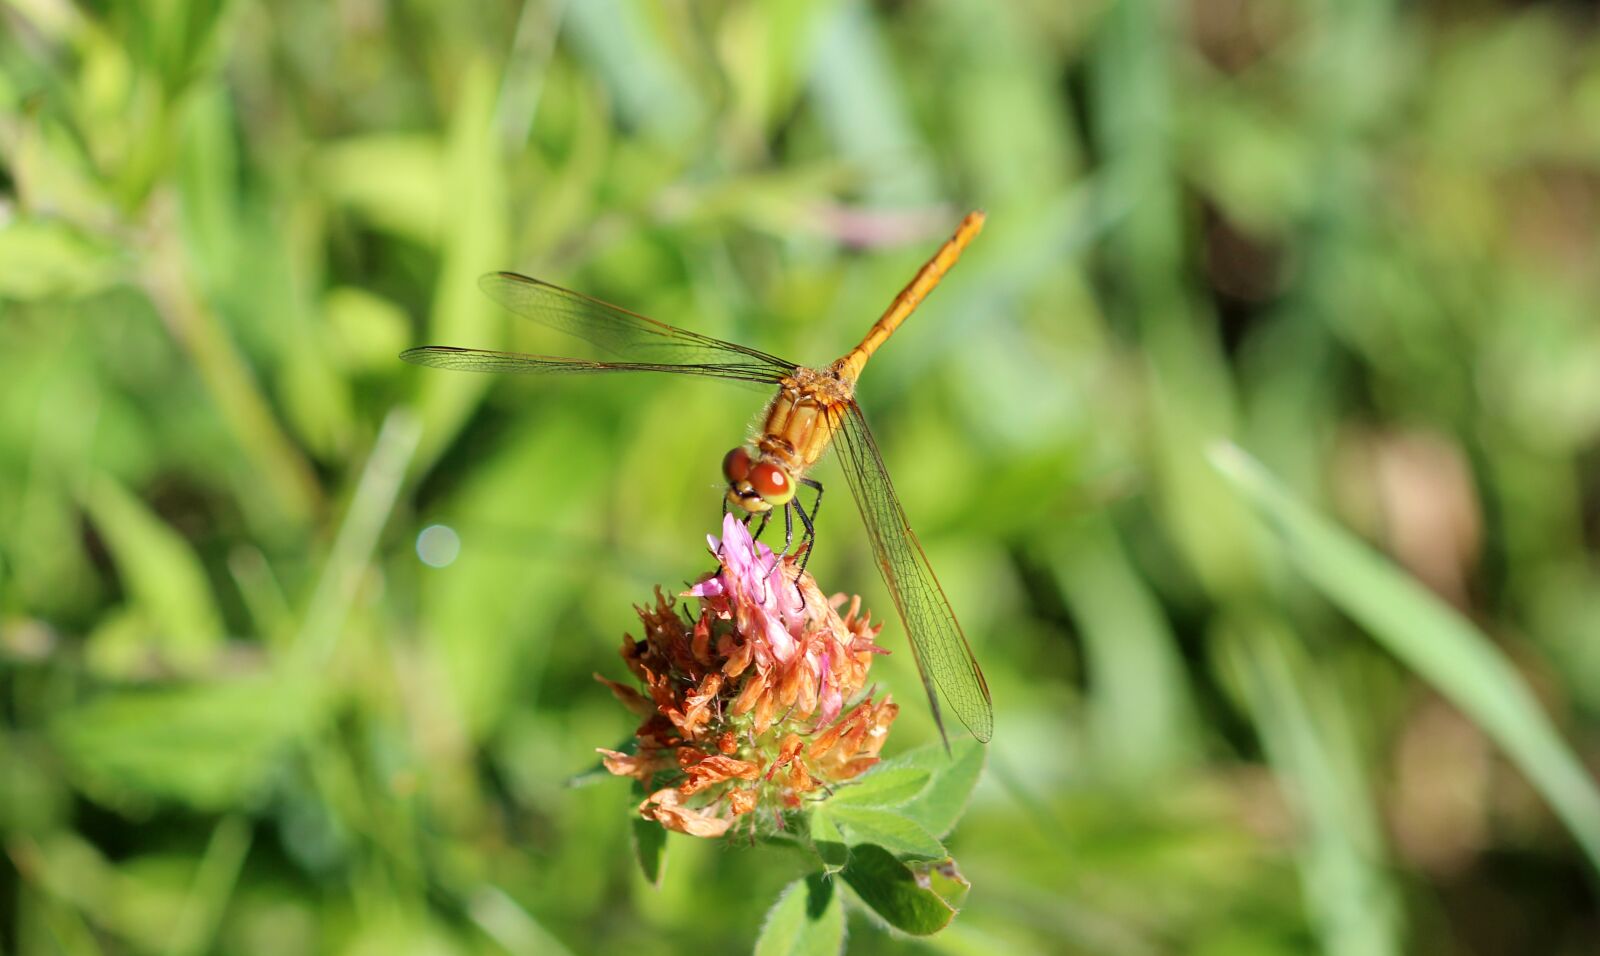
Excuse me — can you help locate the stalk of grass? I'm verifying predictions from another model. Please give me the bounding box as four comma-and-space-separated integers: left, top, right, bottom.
1212, 442, 1600, 871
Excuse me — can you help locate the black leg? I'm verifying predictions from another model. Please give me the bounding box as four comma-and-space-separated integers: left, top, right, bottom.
800, 476, 824, 525
751, 510, 771, 540
792, 495, 816, 574
795, 477, 823, 575
779, 501, 795, 558
782, 488, 821, 615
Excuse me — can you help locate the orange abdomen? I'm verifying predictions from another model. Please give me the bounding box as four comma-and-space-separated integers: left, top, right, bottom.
835, 210, 985, 382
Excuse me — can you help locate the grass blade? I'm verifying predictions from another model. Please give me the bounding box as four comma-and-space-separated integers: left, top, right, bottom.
1210, 442, 1600, 871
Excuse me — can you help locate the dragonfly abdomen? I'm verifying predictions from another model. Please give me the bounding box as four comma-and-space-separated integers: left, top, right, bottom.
835, 210, 985, 383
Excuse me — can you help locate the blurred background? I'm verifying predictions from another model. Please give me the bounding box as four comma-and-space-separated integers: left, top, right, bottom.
5, 0, 1600, 952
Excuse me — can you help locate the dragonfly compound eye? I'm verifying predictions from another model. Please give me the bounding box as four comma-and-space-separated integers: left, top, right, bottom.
722, 446, 753, 485
750, 462, 796, 505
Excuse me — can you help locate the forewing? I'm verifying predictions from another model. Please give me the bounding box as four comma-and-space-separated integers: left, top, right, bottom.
830, 401, 993, 743
400, 346, 784, 384
480, 272, 798, 371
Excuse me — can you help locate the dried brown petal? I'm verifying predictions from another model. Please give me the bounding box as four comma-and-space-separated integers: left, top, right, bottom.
594, 674, 655, 719
788, 758, 815, 793
731, 672, 766, 716
597, 748, 669, 781
640, 788, 732, 838
767, 733, 805, 781
680, 755, 762, 795
728, 787, 758, 816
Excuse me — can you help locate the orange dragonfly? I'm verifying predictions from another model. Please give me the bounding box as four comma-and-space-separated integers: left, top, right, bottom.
403, 212, 993, 743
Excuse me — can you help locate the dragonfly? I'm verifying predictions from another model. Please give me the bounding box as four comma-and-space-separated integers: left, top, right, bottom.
402, 212, 993, 743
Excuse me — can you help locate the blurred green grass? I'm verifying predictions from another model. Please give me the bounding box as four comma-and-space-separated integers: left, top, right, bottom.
5, 0, 1600, 953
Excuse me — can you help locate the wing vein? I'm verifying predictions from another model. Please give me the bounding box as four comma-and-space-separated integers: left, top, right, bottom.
832, 401, 993, 742
478, 272, 799, 371
399, 346, 785, 383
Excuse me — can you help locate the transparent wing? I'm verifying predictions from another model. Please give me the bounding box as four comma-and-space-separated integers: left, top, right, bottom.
480, 272, 798, 371
399, 346, 786, 384
830, 401, 993, 743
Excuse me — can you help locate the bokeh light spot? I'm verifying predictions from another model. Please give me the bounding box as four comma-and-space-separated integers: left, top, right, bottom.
416, 524, 461, 568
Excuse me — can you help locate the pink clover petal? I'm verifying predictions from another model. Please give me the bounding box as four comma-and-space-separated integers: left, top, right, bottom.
816, 687, 843, 730
718, 514, 760, 579
709, 513, 801, 663
764, 617, 795, 660
687, 573, 725, 599
813, 646, 841, 726
686, 580, 720, 599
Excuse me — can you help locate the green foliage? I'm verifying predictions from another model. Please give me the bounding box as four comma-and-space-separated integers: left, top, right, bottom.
750, 740, 986, 935
756, 874, 845, 956
1212, 443, 1600, 869
839, 845, 956, 937
631, 815, 666, 888
5, 0, 1600, 952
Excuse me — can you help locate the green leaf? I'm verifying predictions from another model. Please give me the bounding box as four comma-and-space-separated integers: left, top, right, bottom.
840, 844, 954, 937
631, 817, 666, 887
869, 738, 985, 838
414, 62, 507, 471
81, 473, 223, 672
1049, 513, 1198, 778
0, 219, 123, 300
824, 806, 946, 861
177, 84, 241, 295
822, 768, 929, 809
324, 287, 412, 373
564, 0, 703, 143
922, 859, 971, 912
753, 873, 844, 956
420, 416, 609, 738
315, 134, 443, 245
1215, 616, 1403, 956
1211, 443, 1600, 872
809, 807, 848, 874
51, 678, 311, 810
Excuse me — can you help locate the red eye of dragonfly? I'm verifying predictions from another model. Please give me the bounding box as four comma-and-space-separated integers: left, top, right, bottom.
722, 446, 753, 484
400, 212, 994, 745
749, 462, 795, 505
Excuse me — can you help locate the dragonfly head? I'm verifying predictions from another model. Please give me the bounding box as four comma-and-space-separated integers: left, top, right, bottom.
722, 446, 796, 513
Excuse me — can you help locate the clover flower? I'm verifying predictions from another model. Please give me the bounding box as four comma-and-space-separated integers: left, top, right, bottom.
597, 513, 898, 838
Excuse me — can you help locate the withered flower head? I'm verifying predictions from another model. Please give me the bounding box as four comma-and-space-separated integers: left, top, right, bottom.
598, 513, 898, 838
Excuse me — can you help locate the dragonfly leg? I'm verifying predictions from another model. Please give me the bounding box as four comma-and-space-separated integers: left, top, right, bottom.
800, 477, 824, 523
783, 487, 823, 615
777, 505, 811, 612
779, 501, 795, 558
794, 477, 823, 575
751, 510, 771, 541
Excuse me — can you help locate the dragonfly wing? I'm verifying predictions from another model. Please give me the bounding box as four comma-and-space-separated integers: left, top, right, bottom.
480, 272, 799, 371
400, 346, 785, 384
830, 401, 993, 743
